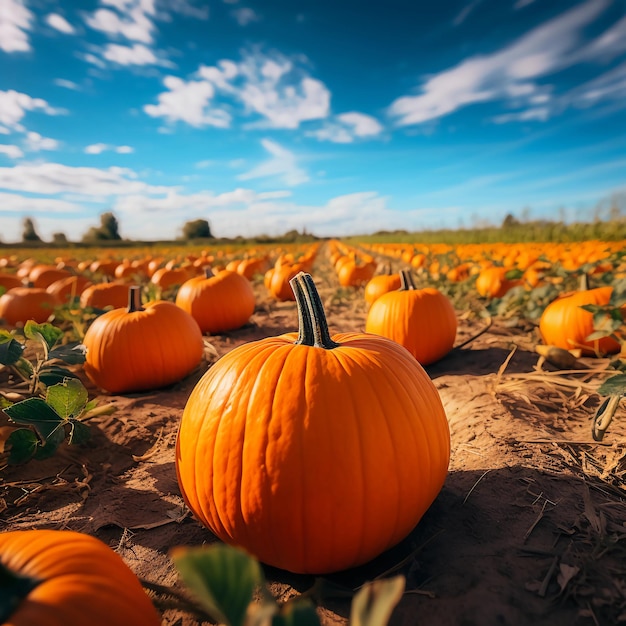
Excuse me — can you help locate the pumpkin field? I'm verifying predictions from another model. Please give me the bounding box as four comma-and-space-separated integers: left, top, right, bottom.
1, 237, 626, 626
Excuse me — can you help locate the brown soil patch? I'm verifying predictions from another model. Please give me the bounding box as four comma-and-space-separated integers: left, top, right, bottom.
2, 251, 626, 626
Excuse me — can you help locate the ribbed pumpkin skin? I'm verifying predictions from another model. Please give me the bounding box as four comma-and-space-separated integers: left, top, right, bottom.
0, 288, 59, 325
176, 270, 255, 334
83, 300, 204, 393
539, 286, 619, 355
176, 331, 450, 575
0, 529, 161, 626
365, 288, 457, 366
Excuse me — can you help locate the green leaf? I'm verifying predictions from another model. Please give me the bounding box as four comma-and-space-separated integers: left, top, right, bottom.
597, 374, 626, 397
3, 397, 63, 443
6, 428, 39, 464
38, 366, 79, 387
610, 278, 626, 307
272, 601, 321, 626
350, 576, 405, 626
33, 427, 66, 460
48, 342, 87, 365
68, 419, 91, 445
0, 335, 24, 366
23, 321, 63, 351
172, 544, 264, 626
46, 378, 88, 419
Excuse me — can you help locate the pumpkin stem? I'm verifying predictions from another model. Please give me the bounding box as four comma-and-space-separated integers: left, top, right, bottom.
399, 270, 417, 291
127, 286, 144, 313
0, 561, 40, 622
203, 267, 214, 279
579, 273, 589, 291
290, 272, 339, 349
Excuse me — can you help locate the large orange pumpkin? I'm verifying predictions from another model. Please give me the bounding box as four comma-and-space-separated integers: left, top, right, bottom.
0, 287, 59, 325
83, 286, 204, 393
539, 284, 621, 355
365, 270, 457, 365
0, 529, 161, 626
176, 272, 450, 574
176, 268, 256, 334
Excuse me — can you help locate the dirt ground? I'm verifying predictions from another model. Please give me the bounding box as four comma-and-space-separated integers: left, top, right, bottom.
2, 252, 626, 626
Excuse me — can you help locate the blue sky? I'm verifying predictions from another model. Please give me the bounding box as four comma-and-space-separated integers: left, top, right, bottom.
0, 0, 625, 242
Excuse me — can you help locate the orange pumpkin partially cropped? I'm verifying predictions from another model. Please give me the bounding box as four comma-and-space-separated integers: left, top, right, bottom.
0, 529, 161, 626
83, 286, 204, 393
176, 272, 450, 574
0, 287, 59, 325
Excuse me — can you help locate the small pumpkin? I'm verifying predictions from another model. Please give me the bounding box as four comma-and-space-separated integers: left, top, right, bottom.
0, 273, 22, 292
364, 266, 401, 305
175, 268, 256, 334
0, 287, 59, 325
46, 275, 93, 303
539, 276, 621, 355
365, 270, 457, 365
475, 266, 521, 298
0, 529, 161, 626
83, 286, 204, 393
176, 272, 450, 574
80, 281, 130, 310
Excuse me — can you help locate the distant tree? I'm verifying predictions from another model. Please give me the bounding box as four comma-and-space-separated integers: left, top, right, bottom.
182, 218, 213, 239
82, 212, 122, 242
52, 232, 68, 245
501, 213, 520, 229
22, 217, 42, 242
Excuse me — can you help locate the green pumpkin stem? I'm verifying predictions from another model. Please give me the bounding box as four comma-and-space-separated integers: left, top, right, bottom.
290, 272, 338, 349
0, 560, 40, 622
127, 286, 144, 313
399, 270, 417, 291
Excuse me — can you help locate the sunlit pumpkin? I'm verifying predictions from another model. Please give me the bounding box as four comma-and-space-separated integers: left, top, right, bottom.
79, 282, 130, 310
46, 275, 93, 303
366, 270, 457, 365
0, 287, 59, 325
176, 272, 450, 574
83, 286, 204, 393
363, 267, 401, 306
0, 529, 161, 626
175, 268, 256, 334
475, 266, 521, 298
539, 278, 621, 356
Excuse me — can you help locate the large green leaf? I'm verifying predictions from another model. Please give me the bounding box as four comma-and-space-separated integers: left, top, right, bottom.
46, 378, 88, 419
68, 420, 91, 445
38, 365, 79, 387
6, 428, 39, 464
3, 397, 63, 443
350, 576, 405, 626
48, 342, 87, 365
172, 544, 264, 626
597, 374, 626, 397
23, 321, 63, 351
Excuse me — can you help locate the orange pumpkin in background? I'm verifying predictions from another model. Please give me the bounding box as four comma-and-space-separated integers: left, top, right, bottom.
80, 282, 130, 310
0, 529, 161, 626
475, 266, 521, 298
364, 267, 401, 305
176, 272, 450, 574
176, 268, 256, 334
366, 270, 457, 366
83, 286, 204, 393
0, 287, 59, 325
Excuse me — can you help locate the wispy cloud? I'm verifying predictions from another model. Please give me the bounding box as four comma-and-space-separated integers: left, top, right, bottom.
0, 0, 34, 52
238, 139, 309, 186
0, 90, 66, 133
388, 0, 613, 126
24, 132, 60, 152
54, 79, 81, 91
0, 145, 23, 159
232, 7, 260, 26
101, 42, 175, 67
84, 143, 135, 154
45, 13, 76, 35
453, 0, 482, 26
308, 112, 384, 143
84, 1, 156, 44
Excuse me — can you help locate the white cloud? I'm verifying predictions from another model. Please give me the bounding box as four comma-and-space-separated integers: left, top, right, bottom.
85, 143, 135, 154
232, 7, 260, 26
0, 145, 23, 159
514, 0, 537, 9
0, 90, 65, 132
453, 0, 482, 26
388, 0, 611, 126
144, 76, 231, 127
310, 112, 384, 143
46, 13, 76, 34
84, 2, 156, 44
102, 42, 173, 67
24, 132, 60, 151
54, 78, 81, 90
493, 107, 550, 123
0, 192, 81, 213
238, 139, 309, 186
0, 0, 33, 52
0, 162, 170, 196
